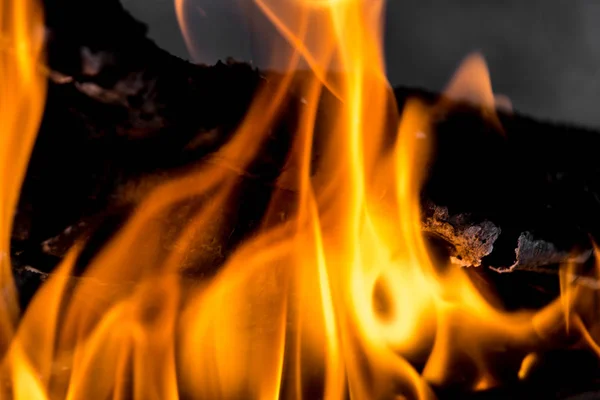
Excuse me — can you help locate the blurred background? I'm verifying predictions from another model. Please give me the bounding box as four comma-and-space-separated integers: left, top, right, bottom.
121, 0, 600, 128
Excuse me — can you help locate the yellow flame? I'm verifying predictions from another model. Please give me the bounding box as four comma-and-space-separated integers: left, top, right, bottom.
518, 353, 538, 380
0, 0, 46, 350
1, 0, 599, 398
444, 53, 496, 109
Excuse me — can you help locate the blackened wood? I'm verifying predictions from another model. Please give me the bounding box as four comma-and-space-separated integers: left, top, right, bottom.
412, 91, 600, 271
13, 0, 267, 271
12, 0, 600, 278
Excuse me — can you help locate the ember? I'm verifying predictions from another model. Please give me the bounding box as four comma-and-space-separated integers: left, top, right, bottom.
2, 0, 600, 399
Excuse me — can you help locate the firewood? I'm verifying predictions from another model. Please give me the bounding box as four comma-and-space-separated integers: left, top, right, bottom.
415, 93, 599, 271
13, 0, 600, 280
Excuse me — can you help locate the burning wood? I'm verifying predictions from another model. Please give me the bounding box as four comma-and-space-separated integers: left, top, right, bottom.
3, 0, 600, 398
15, 44, 599, 273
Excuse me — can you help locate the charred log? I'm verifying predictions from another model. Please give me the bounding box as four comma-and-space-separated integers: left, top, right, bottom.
13, 0, 265, 272
12, 0, 600, 282
414, 94, 600, 271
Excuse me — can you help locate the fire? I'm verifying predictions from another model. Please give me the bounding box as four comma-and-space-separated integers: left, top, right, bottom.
0, 0, 46, 372
0, 0, 51, 396
1, 0, 600, 398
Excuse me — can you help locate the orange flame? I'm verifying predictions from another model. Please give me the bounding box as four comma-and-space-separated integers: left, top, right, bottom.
174, 0, 201, 62
1, 0, 600, 398
0, 0, 46, 351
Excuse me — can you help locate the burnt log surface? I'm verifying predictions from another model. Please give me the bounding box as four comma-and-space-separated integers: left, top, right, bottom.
14, 0, 264, 268
13, 0, 600, 278
416, 97, 600, 272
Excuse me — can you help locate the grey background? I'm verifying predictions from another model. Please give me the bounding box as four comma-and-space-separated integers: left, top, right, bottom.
122, 0, 600, 128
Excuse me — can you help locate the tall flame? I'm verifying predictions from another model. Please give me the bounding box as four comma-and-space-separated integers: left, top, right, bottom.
0, 0, 46, 349
1, 0, 599, 398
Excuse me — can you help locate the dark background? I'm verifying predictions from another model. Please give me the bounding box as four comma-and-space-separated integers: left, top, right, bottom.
122, 0, 600, 128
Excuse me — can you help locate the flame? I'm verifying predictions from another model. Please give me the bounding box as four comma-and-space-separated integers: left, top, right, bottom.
2, 0, 600, 398
0, 0, 46, 352
174, 0, 202, 62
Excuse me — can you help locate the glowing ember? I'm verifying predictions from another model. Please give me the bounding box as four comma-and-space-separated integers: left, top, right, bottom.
0, 0, 599, 398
